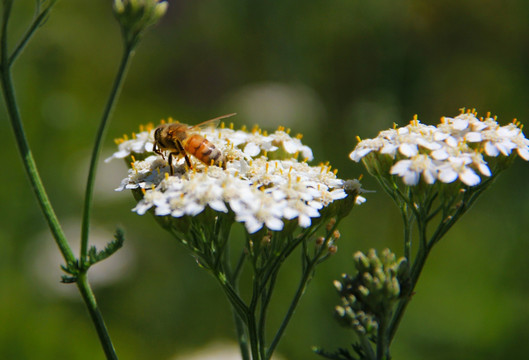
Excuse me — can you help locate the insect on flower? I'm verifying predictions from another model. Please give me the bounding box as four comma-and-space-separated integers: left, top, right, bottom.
153, 113, 236, 175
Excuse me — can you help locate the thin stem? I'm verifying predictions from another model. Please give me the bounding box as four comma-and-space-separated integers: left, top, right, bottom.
387, 240, 431, 344
0, 0, 76, 265
232, 250, 247, 281
265, 227, 335, 360
220, 279, 249, 321
266, 259, 313, 360
247, 312, 261, 360
401, 206, 412, 260
232, 310, 250, 360
80, 45, 134, 264
358, 332, 376, 360
258, 271, 278, 359
76, 273, 118, 360
376, 317, 388, 360
228, 269, 250, 360
9, 0, 58, 66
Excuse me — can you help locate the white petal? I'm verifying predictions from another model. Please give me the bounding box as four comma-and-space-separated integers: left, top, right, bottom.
380, 143, 398, 156
422, 169, 437, 184
459, 168, 481, 186
477, 163, 491, 177
445, 136, 458, 148
465, 132, 482, 142
452, 118, 468, 131
244, 142, 261, 157
308, 200, 324, 209
434, 131, 449, 141
484, 141, 500, 157
390, 160, 411, 176
209, 200, 228, 213
399, 143, 418, 157
431, 148, 449, 160
517, 147, 529, 160
349, 148, 372, 162
245, 218, 264, 234
283, 207, 299, 220
185, 202, 205, 216
301, 146, 314, 161
265, 217, 284, 231
402, 171, 420, 185
355, 195, 366, 205
298, 214, 312, 228
283, 140, 299, 153
438, 168, 458, 183
496, 141, 514, 156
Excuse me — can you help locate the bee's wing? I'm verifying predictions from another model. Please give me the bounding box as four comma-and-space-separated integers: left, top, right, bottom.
190, 113, 237, 131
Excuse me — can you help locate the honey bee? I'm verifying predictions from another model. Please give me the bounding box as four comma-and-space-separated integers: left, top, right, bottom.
153, 113, 236, 175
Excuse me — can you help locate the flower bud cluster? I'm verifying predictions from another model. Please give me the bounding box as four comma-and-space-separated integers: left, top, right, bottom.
350, 109, 529, 186
108, 119, 366, 234
334, 249, 408, 335
113, 0, 168, 48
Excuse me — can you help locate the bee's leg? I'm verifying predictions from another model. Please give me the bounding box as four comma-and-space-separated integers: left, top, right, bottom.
154, 143, 165, 160
168, 152, 175, 175
176, 140, 193, 169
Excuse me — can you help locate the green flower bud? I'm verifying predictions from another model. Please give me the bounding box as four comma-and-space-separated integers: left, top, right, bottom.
113, 0, 168, 48
333, 248, 407, 331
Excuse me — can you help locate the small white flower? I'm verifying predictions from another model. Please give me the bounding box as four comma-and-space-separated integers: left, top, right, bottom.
105, 130, 154, 162
235, 190, 287, 233
283, 199, 320, 228
390, 154, 437, 185
437, 156, 481, 186
511, 130, 529, 160
349, 138, 386, 162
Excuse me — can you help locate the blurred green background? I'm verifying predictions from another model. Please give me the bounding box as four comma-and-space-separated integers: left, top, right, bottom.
1, 0, 529, 359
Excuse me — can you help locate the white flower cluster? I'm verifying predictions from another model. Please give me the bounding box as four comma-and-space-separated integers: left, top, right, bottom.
350, 110, 529, 186
109, 121, 363, 234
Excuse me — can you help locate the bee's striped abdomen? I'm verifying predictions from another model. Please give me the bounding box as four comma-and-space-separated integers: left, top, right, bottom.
186, 134, 225, 168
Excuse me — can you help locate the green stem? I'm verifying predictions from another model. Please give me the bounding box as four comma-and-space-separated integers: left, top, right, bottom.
387, 213, 431, 343
80, 45, 134, 264
266, 260, 313, 360
247, 312, 261, 360
387, 242, 431, 344
376, 317, 388, 360
0, 0, 75, 265
265, 228, 334, 360
401, 206, 412, 260
8, 0, 58, 66
2, 3, 120, 358
232, 310, 250, 360
258, 272, 278, 359
76, 273, 118, 360
358, 331, 376, 360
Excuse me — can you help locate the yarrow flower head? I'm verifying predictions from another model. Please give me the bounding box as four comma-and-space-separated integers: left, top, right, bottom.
350, 109, 529, 187
108, 116, 365, 234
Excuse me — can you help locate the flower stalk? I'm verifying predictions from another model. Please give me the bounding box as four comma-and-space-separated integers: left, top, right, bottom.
80, 44, 134, 266
318, 109, 528, 360
2, 1, 167, 359
109, 119, 366, 359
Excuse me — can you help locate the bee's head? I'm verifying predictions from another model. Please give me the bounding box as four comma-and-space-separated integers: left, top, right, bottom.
154, 126, 163, 143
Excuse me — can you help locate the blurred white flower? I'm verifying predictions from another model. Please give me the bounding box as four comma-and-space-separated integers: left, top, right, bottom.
27, 220, 135, 298
171, 341, 285, 360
